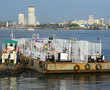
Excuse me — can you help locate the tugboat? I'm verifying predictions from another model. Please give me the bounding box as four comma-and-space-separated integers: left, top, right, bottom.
2, 40, 18, 64
0, 38, 24, 75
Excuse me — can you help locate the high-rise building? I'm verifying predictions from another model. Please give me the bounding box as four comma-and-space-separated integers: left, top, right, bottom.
18, 13, 25, 25
28, 6, 36, 26
88, 15, 95, 25
95, 18, 105, 25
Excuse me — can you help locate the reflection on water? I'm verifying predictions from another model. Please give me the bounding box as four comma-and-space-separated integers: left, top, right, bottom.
0, 77, 17, 90
0, 72, 110, 90
46, 74, 110, 90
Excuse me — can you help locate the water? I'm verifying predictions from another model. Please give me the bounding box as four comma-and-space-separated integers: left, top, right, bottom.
1, 73, 110, 90
0, 29, 110, 90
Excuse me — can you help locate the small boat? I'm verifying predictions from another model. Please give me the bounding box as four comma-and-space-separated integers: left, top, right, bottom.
2, 40, 18, 64
0, 40, 24, 75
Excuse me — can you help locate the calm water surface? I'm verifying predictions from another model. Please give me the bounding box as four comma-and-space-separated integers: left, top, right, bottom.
0, 29, 110, 90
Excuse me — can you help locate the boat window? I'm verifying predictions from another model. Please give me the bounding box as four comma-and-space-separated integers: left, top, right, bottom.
10, 43, 13, 47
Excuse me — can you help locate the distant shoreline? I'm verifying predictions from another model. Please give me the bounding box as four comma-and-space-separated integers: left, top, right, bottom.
0, 27, 110, 31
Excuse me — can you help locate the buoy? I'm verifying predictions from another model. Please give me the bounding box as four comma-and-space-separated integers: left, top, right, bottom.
74, 65, 80, 71
96, 64, 102, 70
85, 64, 91, 70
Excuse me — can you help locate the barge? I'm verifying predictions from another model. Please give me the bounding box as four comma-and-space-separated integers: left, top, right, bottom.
14, 34, 110, 74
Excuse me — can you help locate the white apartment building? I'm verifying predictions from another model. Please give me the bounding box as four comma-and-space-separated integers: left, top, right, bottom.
95, 18, 105, 25
18, 13, 25, 25
28, 6, 36, 26
88, 15, 95, 25
71, 20, 88, 25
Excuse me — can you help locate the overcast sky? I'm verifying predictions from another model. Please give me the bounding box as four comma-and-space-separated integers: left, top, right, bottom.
0, 0, 109, 23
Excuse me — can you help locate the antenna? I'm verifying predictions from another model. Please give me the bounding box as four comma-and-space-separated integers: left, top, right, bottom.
97, 37, 102, 54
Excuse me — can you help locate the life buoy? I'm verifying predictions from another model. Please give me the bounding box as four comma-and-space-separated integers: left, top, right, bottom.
74, 65, 80, 71
85, 64, 91, 70
96, 64, 102, 70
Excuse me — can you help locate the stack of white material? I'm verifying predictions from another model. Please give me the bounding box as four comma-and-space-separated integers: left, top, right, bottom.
88, 42, 101, 56
71, 41, 88, 63
52, 39, 101, 63
14, 37, 102, 63
52, 39, 69, 52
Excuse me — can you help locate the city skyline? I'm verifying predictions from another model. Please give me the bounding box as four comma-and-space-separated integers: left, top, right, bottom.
0, 0, 110, 23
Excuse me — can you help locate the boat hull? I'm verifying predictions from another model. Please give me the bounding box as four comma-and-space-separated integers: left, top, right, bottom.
29, 61, 110, 74
0, 64, 24, 75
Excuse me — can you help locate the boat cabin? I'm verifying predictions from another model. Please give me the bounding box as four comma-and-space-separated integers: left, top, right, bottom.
2, 40, 18, 64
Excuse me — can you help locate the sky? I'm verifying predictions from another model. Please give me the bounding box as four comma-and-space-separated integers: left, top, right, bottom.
0, 0, 110, 23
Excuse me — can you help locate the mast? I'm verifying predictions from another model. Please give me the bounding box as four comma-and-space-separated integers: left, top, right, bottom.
10, 30, 14, 40
99, 38, 102, 55
97, 37, 102, 55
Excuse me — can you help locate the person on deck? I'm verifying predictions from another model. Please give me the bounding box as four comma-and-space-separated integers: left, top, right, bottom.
96, 52, 101, 62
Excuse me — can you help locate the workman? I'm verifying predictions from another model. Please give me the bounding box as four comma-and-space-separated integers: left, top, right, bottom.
96, 52, 101, 62
37, 56, 40, 64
